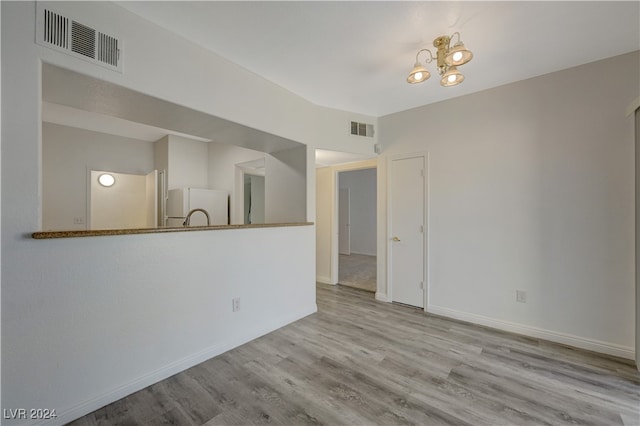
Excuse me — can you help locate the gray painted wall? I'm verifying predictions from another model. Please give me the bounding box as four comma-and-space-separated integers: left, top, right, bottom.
379, 51, 639, 358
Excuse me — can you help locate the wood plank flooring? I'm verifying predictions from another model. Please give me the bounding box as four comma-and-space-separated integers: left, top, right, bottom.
70, 284, 640, 426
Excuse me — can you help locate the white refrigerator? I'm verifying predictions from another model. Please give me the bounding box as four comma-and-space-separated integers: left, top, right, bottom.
166, 188, 228, 227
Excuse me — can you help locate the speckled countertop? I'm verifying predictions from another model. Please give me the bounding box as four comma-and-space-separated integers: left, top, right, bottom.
32, 222, 314, 239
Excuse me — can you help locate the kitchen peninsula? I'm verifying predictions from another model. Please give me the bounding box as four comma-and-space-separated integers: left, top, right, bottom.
32, 222, 313, 239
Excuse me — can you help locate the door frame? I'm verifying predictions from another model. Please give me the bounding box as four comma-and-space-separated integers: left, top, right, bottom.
633, 102, 640, 371
338, 187, 351, 255
386, 152, 429, 311
330, 162, 378, 285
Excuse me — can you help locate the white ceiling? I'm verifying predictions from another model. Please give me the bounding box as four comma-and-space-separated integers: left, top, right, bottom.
117, 1, 640, 117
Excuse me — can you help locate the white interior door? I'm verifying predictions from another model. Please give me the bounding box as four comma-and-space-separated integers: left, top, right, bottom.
339, 188, 351, 255
390, 156, 425, 308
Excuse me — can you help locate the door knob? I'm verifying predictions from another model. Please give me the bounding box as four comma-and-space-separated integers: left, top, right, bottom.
392, 236, 401, 242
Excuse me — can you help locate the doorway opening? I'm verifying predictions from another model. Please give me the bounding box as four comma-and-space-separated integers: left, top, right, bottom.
337, 168, 377, 292
244, 173, 265, 224
234, 158, 266, 225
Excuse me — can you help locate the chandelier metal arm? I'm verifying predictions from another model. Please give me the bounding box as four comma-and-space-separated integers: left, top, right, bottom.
415, 48, 434, 64
449, 31, 461, 46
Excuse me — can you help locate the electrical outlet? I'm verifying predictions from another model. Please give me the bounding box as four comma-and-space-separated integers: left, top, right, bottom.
73, 217, 84, 225
232, 297, 240, 312
516, 290, 527, 303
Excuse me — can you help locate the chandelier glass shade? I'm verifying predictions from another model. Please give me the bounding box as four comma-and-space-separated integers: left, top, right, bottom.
440, 66, 464, 87
406, 49, 433, 84
407, 32, 473, 87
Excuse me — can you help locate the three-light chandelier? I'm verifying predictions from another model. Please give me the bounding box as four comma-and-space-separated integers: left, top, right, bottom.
406, 32, 473, 87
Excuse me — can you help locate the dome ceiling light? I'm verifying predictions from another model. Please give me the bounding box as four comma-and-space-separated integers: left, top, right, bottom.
406, 32, 473, 87
98, 173, 116, 187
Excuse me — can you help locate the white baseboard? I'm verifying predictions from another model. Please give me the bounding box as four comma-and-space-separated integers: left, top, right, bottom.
375, 292, 389, 302
348, 251, 376, 257
45, 305, 318, 426
316, 276, 336, 285
428, 304, 635, 360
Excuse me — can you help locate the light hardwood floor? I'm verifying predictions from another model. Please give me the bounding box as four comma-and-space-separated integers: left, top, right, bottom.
71, 284, 639, 426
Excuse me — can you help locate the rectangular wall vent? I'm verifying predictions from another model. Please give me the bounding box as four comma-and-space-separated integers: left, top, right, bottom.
36, 3, 123, 73
350, 121, 374, 138
71, 21, 96, 59
43, 9, 69, 49
98, 33, 120, 67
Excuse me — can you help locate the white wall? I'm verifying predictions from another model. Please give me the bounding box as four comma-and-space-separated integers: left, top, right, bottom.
42, 122, 155, 230
316, 167, 334, 283
0, 2, 3, 411
208, 143, 264, 193
154, 137, 169, 225
207, 142, 265, 224
154, 136, 169, 178
200, 139, 308, 225
339, 168, 377, 256
378, 51, 639, 359
265, 146, 307, 223
167, 135, 209, 190
145, 170, 157, 228
0, 2, 351, 424
90, 170, 147, 230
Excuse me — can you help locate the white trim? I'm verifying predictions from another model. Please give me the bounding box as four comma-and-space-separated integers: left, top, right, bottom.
331, 169, 339, 283
42, 305, 317, 426
85, 167, 92, 229
316, 275, 336, 285
428, 304, 635, 360
338, 187, 351, 255
349, 250, 377, 257
625, 96, 640, 117
375, 292, 389, 302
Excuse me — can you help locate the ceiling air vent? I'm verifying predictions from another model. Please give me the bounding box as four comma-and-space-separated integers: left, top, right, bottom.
350, 121, 374, 138
36, 3, 123, 73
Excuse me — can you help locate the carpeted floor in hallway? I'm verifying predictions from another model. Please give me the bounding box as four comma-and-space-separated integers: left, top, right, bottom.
338, 253, 376, 292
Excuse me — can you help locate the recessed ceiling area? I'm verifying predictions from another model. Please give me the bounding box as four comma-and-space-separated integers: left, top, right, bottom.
42, 63, 303, 154
42, 100, 377, 167
42, 65, 372, 167
117, 1, 640, 117
42, 102, 211, 143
